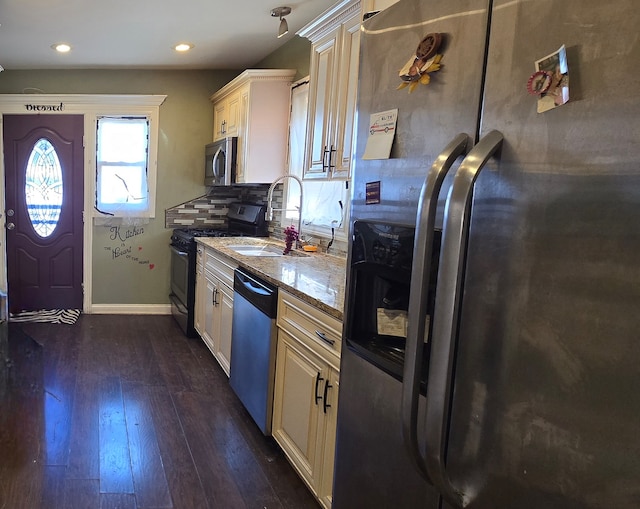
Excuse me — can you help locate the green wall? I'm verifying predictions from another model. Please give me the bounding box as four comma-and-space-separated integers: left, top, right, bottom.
0, 69, 239, 305
0, 36, 311, 306
253, 36, 312, 81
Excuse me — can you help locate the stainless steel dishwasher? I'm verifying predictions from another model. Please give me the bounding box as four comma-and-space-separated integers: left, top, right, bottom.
229, 267, 278, 435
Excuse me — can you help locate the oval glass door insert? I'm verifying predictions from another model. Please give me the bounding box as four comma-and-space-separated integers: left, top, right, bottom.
25, 138, 63, 238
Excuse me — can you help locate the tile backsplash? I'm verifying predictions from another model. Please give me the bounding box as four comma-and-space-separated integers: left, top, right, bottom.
165, 185, 271, 229
165, 184, 347, 257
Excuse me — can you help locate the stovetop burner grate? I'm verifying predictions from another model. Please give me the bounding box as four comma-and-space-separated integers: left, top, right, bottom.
175, 228, 229, 238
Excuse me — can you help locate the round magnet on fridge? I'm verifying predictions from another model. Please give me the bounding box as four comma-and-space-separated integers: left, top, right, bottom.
397, 33, 444, 92
416, 33, 443, 60
527, 70, 553, 95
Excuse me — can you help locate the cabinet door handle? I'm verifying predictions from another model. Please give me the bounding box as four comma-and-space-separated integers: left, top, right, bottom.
212, 288, 218, 306
221, 119, 227, 134
315, 330, 335, 346
322, 146, 330, 172
328, 144, 337, 170
315, 372, 324, 405
323, 379, 333, 414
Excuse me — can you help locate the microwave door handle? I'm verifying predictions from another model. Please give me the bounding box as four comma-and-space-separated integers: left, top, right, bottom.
402, 133, 470, 479
425, 130, 503, 508
212, 147, 223, 182
217, 141, 232, 186
222, 145, 232, 186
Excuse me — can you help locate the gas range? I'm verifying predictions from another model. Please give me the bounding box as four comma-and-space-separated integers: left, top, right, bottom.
169, 202, 269, 337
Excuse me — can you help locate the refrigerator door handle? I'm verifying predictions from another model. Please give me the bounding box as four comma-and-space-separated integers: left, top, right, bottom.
425, 130, 503, 507
402, 133, 471, 478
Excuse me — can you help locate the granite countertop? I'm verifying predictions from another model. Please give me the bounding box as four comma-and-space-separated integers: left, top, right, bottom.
195, 237, 347, 321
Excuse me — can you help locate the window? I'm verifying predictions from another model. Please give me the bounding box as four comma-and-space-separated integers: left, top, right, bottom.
284, 79, 349, 241
96, 116, 150, 216
284, 81, 308, 223
25, 138, 63, 238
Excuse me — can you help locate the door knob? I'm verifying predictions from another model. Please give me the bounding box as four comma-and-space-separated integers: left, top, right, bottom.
6, 222, 15, 230
6, 209, 14, 217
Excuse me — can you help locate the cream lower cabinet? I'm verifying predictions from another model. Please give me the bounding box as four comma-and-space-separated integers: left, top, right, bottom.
194, 245, 237, 376
273, 290, 342, 508
194, 246, 206, 336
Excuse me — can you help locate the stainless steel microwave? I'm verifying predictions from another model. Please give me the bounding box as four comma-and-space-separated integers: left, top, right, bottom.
205, 137, 237, 186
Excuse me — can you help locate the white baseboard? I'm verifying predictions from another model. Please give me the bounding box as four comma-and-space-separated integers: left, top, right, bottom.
88, 304, 172, 315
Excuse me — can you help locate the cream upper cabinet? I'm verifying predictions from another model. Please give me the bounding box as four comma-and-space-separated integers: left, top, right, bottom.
210, 69, 296, 184
298, 0, 361, 180
213, 90, 240, 140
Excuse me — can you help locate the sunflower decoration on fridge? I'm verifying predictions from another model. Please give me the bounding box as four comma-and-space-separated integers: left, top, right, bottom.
398, 33, 444, 93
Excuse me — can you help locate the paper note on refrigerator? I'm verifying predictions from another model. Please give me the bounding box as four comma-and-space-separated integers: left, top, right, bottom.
377, 308, 408, 338
363, 109, 398, 160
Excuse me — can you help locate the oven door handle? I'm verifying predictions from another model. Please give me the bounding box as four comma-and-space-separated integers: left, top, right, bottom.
170, 245, 189, 257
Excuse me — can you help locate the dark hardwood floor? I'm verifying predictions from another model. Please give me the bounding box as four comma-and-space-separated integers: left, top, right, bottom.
0, 315, 319, 509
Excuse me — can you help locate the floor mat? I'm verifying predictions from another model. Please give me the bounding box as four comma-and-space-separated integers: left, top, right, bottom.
9, 309, 81, 324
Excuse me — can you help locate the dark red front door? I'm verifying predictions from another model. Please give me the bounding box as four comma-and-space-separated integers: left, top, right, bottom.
4, 115, 84, 313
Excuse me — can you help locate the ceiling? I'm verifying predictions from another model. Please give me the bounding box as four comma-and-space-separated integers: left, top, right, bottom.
0, 0, 338, 70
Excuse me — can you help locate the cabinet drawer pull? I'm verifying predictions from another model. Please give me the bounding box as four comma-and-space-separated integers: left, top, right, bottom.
315, 330, 335, 346
315, 372, 324, 405
323, 380, 333, 414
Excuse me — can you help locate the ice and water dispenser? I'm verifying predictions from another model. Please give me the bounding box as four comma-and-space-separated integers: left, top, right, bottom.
344, 220, 441, 389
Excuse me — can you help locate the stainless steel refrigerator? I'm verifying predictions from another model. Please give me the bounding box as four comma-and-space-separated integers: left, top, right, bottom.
334, 0, 640, 508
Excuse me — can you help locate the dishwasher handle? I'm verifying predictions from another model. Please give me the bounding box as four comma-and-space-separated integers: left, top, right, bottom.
233, 268, 278, 318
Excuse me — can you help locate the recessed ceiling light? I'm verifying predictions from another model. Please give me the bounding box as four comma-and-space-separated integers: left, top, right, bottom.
174, 43, 194, 52
52, 43, 72, 53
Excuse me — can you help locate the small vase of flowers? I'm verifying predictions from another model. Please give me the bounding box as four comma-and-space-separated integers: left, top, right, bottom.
283, 225, 299, 255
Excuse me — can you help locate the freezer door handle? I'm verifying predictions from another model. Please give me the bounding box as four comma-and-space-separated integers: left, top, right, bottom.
425, 130, 503, 507
402, 133, 470, 479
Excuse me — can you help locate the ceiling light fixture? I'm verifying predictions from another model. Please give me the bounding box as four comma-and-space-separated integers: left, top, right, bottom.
174, 43, 194, 52
271, 6, 291, 38
52, 43, 71, 53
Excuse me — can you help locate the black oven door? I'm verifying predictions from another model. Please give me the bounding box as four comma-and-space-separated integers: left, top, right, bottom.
170, 245, 190, 306
170, 243, 196, 336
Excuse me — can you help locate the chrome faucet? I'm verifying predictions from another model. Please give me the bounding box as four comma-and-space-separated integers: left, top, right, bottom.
266, 174, 303, 248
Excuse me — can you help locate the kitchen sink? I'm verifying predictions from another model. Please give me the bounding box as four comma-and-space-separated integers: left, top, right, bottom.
226, 244, 309, 257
